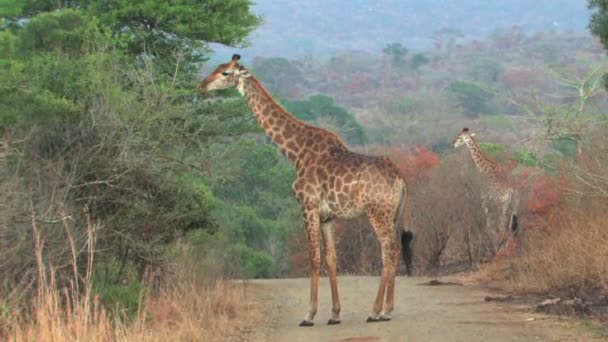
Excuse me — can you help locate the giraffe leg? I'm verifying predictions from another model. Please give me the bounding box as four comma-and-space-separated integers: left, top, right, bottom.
496, 201, 510, 252
321, 221, 341, 325
299, 208, 321, 327
383, 239, 400, 318
482, 201, 491, 230
366, 213, 396, 322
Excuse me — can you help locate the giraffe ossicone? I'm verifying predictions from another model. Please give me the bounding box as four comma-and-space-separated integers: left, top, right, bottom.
199, 54, 415, 326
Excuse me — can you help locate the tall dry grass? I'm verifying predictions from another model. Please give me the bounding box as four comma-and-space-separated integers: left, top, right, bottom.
479, 139, 608, 302
507, 212, 608, 299
2, 210, 259, 342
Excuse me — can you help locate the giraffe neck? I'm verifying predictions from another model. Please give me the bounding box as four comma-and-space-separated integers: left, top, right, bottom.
240, 76, 345, 166
465, 137, 500, 181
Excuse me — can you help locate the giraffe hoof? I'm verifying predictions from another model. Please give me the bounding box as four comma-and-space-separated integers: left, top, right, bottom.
327, 318, 341, 325
299, 320, 314, 327
366, 316, 390, 323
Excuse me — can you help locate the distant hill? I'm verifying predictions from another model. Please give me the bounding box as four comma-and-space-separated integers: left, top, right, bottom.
210, 0, 591, 60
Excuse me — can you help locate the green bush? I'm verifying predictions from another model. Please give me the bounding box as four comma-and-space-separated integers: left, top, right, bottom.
241, 247, 277, 279
515, 149, 541, 167
552, 137, 578, 158
92, 261, 147, 318
479, 142, 505, 160
447, 81, 495, 118
284, 94, 368, 145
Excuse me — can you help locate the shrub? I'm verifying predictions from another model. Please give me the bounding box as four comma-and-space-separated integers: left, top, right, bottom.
447, 81, 495, 118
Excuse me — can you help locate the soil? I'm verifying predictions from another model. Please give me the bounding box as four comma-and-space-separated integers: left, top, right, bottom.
241, 276, 597, 342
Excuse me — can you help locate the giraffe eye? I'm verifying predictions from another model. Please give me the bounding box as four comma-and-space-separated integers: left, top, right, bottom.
221, 72, 230, 76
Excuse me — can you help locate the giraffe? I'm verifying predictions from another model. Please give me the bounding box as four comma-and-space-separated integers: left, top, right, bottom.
452, 128, 519, 253
198, 54, 414, 326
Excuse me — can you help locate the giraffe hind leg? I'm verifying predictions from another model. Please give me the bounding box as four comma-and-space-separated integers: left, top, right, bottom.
366, 211, 397, 323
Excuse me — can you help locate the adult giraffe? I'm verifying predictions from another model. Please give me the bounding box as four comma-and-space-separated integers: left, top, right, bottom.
198, 54, 414, 326
452, 128, 519, 252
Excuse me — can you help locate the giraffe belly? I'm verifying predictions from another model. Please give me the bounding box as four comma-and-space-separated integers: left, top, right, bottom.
319, 197, 363, 221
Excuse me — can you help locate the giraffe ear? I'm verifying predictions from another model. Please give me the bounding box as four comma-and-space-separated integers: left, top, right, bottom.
470, 133, 476, 137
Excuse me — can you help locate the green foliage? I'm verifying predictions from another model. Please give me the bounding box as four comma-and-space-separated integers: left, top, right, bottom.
284, 94, 367, 145
198, 137, 301, 278
410, 53, 430, 70
17, 9, 102, 57
240, 247, 277, 278
515, 149, 541, 166
0, 0, 24, 21
447, 81, 495, 117
4, 0, 261, 76
209, 140, 296, 216
552, 137, 578, 158
252, 57, 302, 94
431, 139, 452, 155
0, 10, 103, 130
0, 4, 283, 290
479, 142, 505, 160
383, 42, 408, 66
92, 0, 261, 72
92, 261, 146, 318
469, 58, 503, 83
590, 0, 608, 48
589, 0, 608, 88
480, 114, 514, 131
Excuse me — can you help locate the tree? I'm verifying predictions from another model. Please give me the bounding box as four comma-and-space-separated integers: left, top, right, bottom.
447, 81, 495, 118
2, 0, 262, 73
432, 27, 463, 54
0, 5, 268, 289
410, 53, 430, 71
589, 0, 608, 88
252, 57, 303, 96
382, 42, 408, 66
284, 94, 367, 145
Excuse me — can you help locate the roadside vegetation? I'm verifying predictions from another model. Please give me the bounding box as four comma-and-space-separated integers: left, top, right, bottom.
2, 0, 608, 339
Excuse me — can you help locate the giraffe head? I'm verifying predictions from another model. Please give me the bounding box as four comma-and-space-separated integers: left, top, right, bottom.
198, 54, 251, 94
452, 127, 476, 148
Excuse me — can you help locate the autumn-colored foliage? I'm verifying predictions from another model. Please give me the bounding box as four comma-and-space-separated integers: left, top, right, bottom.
527, 176, 561, 214
381, 146, 441, 181
344, 72, 374, 94
500, 67, 541, 89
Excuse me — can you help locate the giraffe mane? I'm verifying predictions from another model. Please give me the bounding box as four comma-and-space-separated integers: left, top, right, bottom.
247, 75, 348, 146
469, 134, 501, 174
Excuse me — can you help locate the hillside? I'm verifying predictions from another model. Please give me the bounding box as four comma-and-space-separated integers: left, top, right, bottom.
212, 0, 592, 59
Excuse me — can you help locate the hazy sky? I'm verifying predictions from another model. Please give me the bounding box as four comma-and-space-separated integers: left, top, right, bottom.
211, 0, 592, 61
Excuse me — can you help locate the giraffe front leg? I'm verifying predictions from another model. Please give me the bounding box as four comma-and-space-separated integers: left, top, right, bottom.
482, 200, 490, 230
496, 201, 510, 251
321, 221, 341, 325
299, 208, 321, 327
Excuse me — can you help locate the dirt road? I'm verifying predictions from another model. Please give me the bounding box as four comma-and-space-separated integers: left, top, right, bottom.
243, 276, 593, 342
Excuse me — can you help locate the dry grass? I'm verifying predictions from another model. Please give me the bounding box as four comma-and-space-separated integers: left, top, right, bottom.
2, 212, 260, 342
6, 276, 256, 342
507, 213, 608, 299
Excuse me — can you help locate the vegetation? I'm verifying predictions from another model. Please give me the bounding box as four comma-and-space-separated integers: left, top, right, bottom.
284, 95, 367, 145
0, 1, 276, 339
2, 0, 608, 338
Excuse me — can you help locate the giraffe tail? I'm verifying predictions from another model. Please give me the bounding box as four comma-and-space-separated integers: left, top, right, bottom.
397, 186, 414, 276
401, 230, 414, 276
